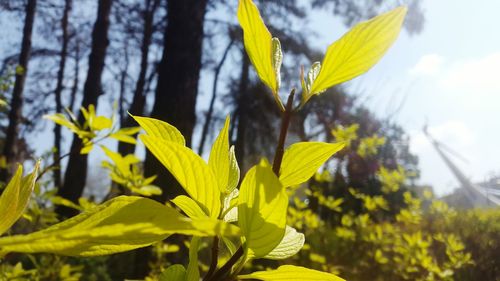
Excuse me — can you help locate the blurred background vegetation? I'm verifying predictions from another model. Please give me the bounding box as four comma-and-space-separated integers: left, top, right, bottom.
0, 0, 498, 280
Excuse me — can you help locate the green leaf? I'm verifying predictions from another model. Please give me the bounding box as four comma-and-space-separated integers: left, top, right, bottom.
132, 115, 185, 145
140, 135, 221, 218
238, 265, 345, 280
301, 62, 322, 102
80, 144, 93, 154
238, 159, 288, 258
109, 133, 137, 144
237, 0, 284, 110
91, 116, 112, 131
43, 114, 79, 133
227, 145, 240, 193
160, 264, 186, 281
131, 185, 162, 197
306, 6, 407, 101
0, 196, 240, 256
279, 142, 345, 187
209, 116, 232, 193
186, 237, 200, 281
264, 226, 304, 260
172, 195, 208, 219
0, 163, 39, 236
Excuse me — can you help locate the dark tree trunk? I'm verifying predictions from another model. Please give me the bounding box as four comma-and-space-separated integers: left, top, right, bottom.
234, 50, 250, 171
197, 39, 234, 156
117, 0, 159, 157
1, 0, 37, 181
68, 42, 80, 113
144, 0, 209, 202
52, 0, 72, 188
57, 0, 113, 217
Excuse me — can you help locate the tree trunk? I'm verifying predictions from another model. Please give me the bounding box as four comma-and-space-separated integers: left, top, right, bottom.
57, 0, 113, 217
68, 42, 80, 113
52, 0, 72, 188
117, 0, 159, 157
144, 0, 209, 202
234, 50, 250, 171
1, 0, 37, 181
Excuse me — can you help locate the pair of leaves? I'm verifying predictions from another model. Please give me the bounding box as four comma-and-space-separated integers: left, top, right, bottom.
237, 0, 407, 105
137, 115, 240, 219
238, 0, 284, 110
0, 196, 240, 256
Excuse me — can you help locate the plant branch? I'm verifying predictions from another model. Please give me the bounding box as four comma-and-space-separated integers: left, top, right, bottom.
207, 245, 244, 281
205, 236, 220, 279
272, 89, 295, 175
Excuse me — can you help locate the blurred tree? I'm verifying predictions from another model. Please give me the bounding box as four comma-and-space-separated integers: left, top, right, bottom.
52, 0, 72, 188
1, 0, 37, 181
57, 0, 113, 217
144, 0, 209, 201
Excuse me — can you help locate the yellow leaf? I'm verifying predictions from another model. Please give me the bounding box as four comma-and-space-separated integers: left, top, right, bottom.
306, 6, 407, 101
172, 195, 209, 219
91, 116, 112, 131
132, 115, 185, 145
209, 116, 240, 194
264, 226, 304, 260
0, 163, 39, 236
238, 265, 345, 281
0, 196, 240, 256
238, 159, 287, 258
228, 146, 240, 189
80, 144, 93, 154
160, 264, 186, 281
140, 135, 221, 218
237, 0, 284, 110
279, 142, 345, 187
44, 114, 79, 133
109, 133, 137, 144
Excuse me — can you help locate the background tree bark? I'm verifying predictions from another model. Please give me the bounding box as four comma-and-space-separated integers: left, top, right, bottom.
57, 0, 113, 217
1, 0, 37, 181
144, 0, 209, 202
52, 0, 72, 188
117, 0, 160, 157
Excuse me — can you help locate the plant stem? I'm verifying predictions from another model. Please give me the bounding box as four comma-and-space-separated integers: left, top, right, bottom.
205, 236, 220, 279
272, 89, 295, 176
207, 246, 244, 281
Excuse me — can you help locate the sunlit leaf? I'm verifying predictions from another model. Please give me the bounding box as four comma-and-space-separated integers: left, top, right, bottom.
159, 264, 186, 281
0, 163, 39, 236
239, 265, 345, 280
209, 116, 232, 193
228, 145, 240, 193
0, 196, 239, 256
109, 133, 137, 144
132, 115, 185, 145
91, 116, 112, 131
306, 6, 407, 102
172, 195, 208, 219
238, 159, 287, 258
264, 226, 304, 260
279, 142, 345, 187
140, 135, 221, 218
237, 0, 283, 110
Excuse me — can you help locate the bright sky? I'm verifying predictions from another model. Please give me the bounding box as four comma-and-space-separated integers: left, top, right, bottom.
309, 0, 500, 195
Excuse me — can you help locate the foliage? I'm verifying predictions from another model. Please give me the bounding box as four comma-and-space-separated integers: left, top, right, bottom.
2, 0, 472, 280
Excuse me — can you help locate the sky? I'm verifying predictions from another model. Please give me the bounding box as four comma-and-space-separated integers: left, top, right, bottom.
307, 0, 500, 195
